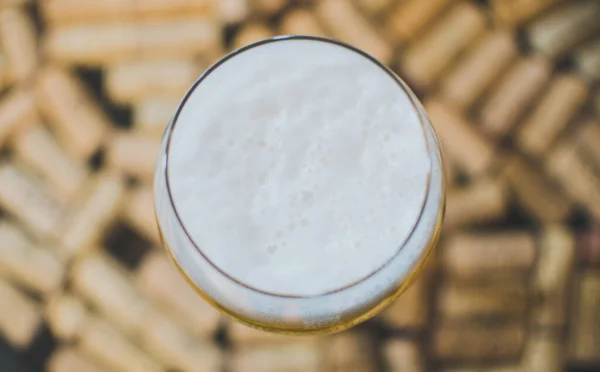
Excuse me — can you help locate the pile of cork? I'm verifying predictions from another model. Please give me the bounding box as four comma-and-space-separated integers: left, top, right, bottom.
0, 0, 598, 371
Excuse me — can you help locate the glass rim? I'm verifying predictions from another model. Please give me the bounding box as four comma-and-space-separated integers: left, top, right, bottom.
162, 35, 440, 299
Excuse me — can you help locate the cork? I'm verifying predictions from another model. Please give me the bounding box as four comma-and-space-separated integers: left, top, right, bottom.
401, 2, 486, 90
122, 185, 160, 243
233, 23, 274, 50
140, 309, 222, 372
503, 156, 571, 223
444, 178, 507, 229
424, 99, 494, 176
0, 52, 7, 89
59, 172, 125, 257
12, 123, 88, 201
321, 331, 376, 372
133, 97, 178, 138
355, 0, 397, 17
546, 141, 600, 221
41, 0, 215, 24
71, 253, 150, 335
105, 59, 202, 105
218, 0, 249, 24
280, 9, 325, 37
47, 347, 104, 372
0, 0, 30, 7
440, 367, 519, 372
35, 67, 109, 159
106, 133, 159, 183
479, 57, 551, 139
0, 163, 64, 239
579, 226, 600, 266
433, 322, 525, 361
490, 0, 561, 26
252, 0, 286, 16
0, 88, 37, 145
315, 0, 392, 64
228, 321, 319, 345
77, 316, 163, 372
230, 343, 321, 372
0, 279, 42, 349
384, 339, 424, 372
574, 39, 600, 82
521, 332, 563, 372
136, 250, 221, 336
0, 7, 38, 82
440, 31, 517, 111
385, 0, 453, 46
517, 75, 588, 157
437, 280, 527, 321
0, 222, 64, 295
443, 232, 536, 278
527, 1, 600, 59
45, 18, 220, 66
574, 120, 600, 170
568, 270, 600, 363
44, 294, 88, 341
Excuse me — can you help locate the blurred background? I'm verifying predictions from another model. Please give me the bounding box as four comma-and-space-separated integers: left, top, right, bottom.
0, 0, 599, 371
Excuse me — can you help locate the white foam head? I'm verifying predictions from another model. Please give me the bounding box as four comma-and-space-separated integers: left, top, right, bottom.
167, 38, 431, 297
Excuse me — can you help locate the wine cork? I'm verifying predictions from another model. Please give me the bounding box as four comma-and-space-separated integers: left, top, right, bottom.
321, 331, 376, 372
12, 123, 88, 201
384, 339, 424, 372
105, 59, 202, 105
230, 343, 321, 372
133, 97, 178, 138
0, 163, 64, 239
382, 262, 431, 329
531, 225, 574, 327
443, 232, 536, 278
444, 178, 507, 229
425, 99, 494, 176
78, 316, 163, 372
385, 0, 453, 46
490, 0, 562, 26
0, 222, 64, 295
0, 52, 7, 89
280, 9, 325, 37
0, 7, 38, 82
0, 0, 30, 7
218, 0, 249, 24
0, 279, 42, 349
546, 141, 600, 221
315, 0, 392, 64
0, 88, 37, 145
568, 270, 600, 363
574, 39, 600, 82
527, 1, 600, 59
521, 332, 563, 372
401, 2, 485, 90
44, 294, 88, 341
479, 57, 551, 139
41, 0, 215, 25
579, 226, 600, 266
136, 250, 220, 336
503, 156, 571, 223
228, 321, 319, 345
233, 23, 274, 50
71, 253, 150, 335
59, 172, 125, 257
433, 322, 525, 362
45, 18, 220, 66
440, 31, 517, 111
438, 280, 526, 321
35, 67, 109, 159
440, 367, 519, 372
517, 75, 588, 157
106, 133, 159, 183
574, 120, 600, 170
252, 0, 285, 16
122, 185, 160, 243
48, 347, 104, 372
140, 309, 222, 372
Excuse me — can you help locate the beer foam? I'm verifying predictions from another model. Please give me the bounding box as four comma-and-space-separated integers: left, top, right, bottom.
167, 39, 431, 296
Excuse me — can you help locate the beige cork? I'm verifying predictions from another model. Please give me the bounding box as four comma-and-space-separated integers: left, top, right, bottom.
479, 57, 551, 139
425, 99, 494, 176
315, 0, 392, 64
444, 178, 507, 229
521, 332, 564, 372
45, 18, 220, 66
228, 321, 320, 345
0, 88, 37, 145
0, 52, 8, 89
440, 30, 517, 111
233, 23, 274, 50
443, 232, 536, 278
568, 270, 600, 363
517, 75, 588, 157
231, 343, 321, 372
385, 0, 453, 46
0, 279, 42, 349
490, 0, 562, 26
385, 339, 424, 372
136, 250, 221, 336
321, 331, 376, 372
48, 347, 105, 372
252, 0, 285, 16
355, 0, 398, 17
105, 59, 202, 105
35, 67, 109, 159
574, 39, 600, 82
106, 132, 159, 183
574, 120, 600, 171
401, 2, 485, 90
280, 9, 325, 37
0, 7, 38, 82
44, 294, 88, 341
579, 226, 600, 267
122, 185, 160, 243
0, 222, 64, 295
133, 97, 178, 138
218, 0, 249, 24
